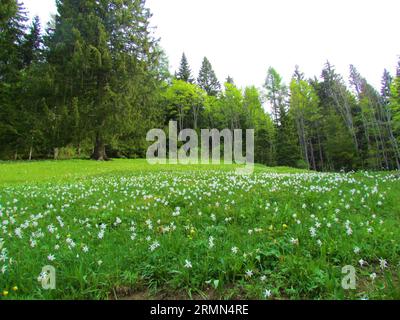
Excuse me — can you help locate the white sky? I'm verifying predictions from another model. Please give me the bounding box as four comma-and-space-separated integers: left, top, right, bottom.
24, 0, 400, 91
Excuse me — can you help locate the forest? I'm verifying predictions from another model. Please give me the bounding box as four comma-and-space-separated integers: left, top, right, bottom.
1, 0, 400, 172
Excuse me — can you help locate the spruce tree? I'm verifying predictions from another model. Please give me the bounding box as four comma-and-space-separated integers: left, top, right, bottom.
226, 76, 234, 85
175, 53, 193, 83
197, 57, 221, 96
46, 0, 161, 160
0, 0, 28, 159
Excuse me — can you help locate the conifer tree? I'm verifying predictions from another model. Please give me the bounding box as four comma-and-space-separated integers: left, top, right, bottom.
175, 53, 193, 83
46, 0, 162, 160
197, 57, 221, 96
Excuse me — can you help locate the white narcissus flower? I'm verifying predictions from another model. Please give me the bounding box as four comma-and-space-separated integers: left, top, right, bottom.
184, 260, 192, 269
245, 270, 253, 278
379, 258, 388, 270
264, 289, 272, 298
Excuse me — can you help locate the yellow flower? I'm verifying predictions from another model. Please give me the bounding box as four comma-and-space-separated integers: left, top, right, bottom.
269, 225, 274, 231
3, 290, 9, 296
12, 286, 18, 291
283, 224, 288, 229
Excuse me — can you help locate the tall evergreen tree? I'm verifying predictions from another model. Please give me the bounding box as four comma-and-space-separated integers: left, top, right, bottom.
175, 52, 193, 83
197, 57, 221, 96
46, 0, 162, 160
0, 0, 28, 159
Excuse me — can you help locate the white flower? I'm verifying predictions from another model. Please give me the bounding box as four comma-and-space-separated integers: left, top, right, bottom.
37, 271, 49, 282
290, 238, 299, 245
47, 254, 55, 261
264, 289, 272, 298
309, 227, 317, 238
208, 236, 215, 249
260, 275, 267, 282
359, 259, 366, 267
184, 260, 192, 269
1, 265, 7, 274
231, 247, 238, 254
149, 241, 160, 252
370, 273, 377, 280
245, 270, 253, 278
82, 246, 89, 253
354, 247, 360, 254
97, 260, 103, 266
379, 258, 388, 270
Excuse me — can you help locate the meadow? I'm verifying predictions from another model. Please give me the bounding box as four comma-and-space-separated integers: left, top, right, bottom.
0, 160, 399, 300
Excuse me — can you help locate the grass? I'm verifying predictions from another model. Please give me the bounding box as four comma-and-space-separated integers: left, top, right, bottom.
0, 159, 399, 300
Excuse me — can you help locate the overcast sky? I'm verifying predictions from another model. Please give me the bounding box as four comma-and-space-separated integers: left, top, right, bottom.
25, 0, 400, 90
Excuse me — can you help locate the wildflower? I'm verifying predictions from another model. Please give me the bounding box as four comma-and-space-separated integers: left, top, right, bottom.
359, 259, 366, 267
47, 254, 55, 262
290, 238, 299, 245
184, 260, 192, 269
370, 273, 377, 281
264, 289, 272, 298
354, 247, 360, 254
3, 290, 9, 297
379, 258, 388, 270
149, 241, 160, 252
97, 260, 103, 266
309, 227, 317, 238
37, 271, 49, 282
245, 270, 253, 278
260, 275, 267, 282
82, 246, 89, 253
231, 247, 238, 254
208, 236, 215, 249
12, 286, 18, 291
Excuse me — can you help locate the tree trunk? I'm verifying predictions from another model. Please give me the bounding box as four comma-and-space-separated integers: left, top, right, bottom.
91, 133, 108, 161
29, 145, 33, 161
54, 148, 59, 160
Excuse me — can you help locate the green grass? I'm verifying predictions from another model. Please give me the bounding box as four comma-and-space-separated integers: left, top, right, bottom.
0, 160, 399, 300
0, 159, 307, 185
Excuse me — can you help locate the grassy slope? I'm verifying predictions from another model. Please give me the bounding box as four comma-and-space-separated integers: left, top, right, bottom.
1, 160, 399, 300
